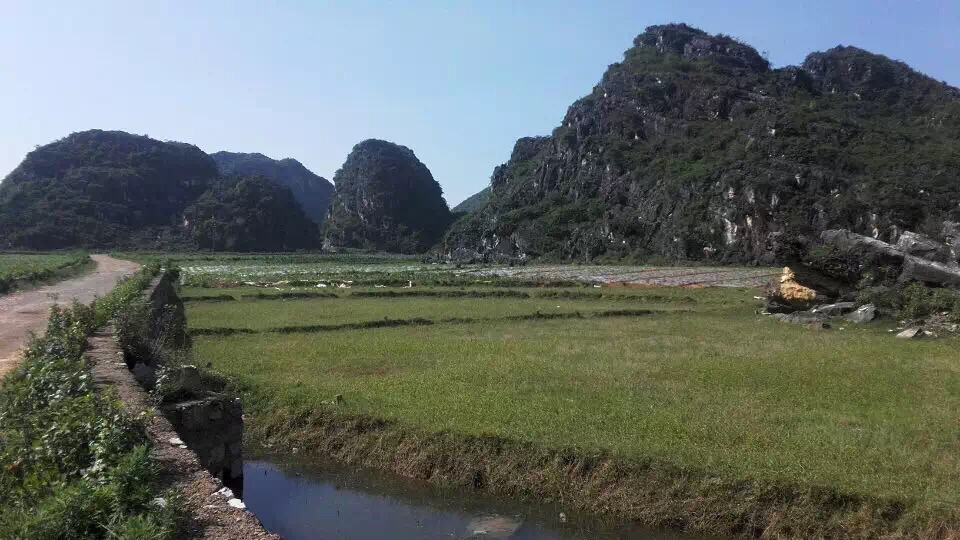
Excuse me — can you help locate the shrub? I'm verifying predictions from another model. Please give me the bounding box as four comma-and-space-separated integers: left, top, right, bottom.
0, 265, 182, 539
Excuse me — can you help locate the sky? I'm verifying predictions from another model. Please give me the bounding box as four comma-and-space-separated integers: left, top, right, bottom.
1, 1, 958, 207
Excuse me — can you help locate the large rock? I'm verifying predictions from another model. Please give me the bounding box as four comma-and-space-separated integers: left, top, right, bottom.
773, 311, 829, 325
811, 302, 856, 316
897, 257, 960, 287
846, 304, 876, 324
820, 229, 960, 287
325, 139, 453, 253
895, 231, 950, 262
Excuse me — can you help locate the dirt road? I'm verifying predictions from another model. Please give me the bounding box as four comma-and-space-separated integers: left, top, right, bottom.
0, 254, 140, 379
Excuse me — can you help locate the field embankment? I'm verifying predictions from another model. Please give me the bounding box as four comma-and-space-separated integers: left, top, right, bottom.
0, 251, 93, 296
0, 254, 139, 379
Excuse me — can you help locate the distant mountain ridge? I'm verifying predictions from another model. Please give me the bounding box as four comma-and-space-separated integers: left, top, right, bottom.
210, 151, 334, 224
444, 24, 960, 263
0, 130, 320, 251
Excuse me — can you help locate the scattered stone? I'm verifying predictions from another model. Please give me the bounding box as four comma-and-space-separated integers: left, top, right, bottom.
845, 304, 876, 324
763, 297, 796, 314
169, 365, 203, 394
895, 327, 923, 339
169, 437, 184, 446
811, 302, 856, 316
772, 312, 829, 325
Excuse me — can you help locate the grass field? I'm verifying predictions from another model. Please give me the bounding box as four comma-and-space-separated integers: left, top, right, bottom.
0, 252, 90, 294
180, 257, 960, 536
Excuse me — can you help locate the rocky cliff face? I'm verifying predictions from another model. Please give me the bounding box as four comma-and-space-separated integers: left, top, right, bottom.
210, 151, 334, 225
325, 139, 452, 253
444, 24, 960, 263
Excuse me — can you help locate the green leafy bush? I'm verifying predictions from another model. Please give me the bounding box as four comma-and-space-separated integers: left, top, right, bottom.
0, 265, 183, 539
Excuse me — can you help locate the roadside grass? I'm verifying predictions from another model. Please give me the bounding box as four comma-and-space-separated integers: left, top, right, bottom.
191, 288, 960, 533
0, 265, 187, 539
0, 252, 91, 295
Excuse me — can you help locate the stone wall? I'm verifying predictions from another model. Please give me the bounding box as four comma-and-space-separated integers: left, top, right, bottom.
162, 396, 244, 482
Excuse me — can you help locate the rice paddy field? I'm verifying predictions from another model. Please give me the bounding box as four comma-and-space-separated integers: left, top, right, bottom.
167, 254, 960, 535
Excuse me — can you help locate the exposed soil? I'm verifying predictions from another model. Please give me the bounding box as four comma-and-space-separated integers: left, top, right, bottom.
0, 254, 140, 378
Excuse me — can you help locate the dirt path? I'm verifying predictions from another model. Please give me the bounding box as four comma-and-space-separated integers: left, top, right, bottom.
0, 254, 140, 379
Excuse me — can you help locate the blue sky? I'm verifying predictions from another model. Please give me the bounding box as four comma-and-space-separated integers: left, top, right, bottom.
2, 1, 957, 206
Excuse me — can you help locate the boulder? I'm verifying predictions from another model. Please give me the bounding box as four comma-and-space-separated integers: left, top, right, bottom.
897, 257, 960, 287
820, 229, 905, 260
821, 229, 960, 287
895, 327, 923, 339
811, 302, 856, 316
895, 231, 949, 261
771, 267, 820, 305
845, 304, 876, 324
773, 311, 829, 325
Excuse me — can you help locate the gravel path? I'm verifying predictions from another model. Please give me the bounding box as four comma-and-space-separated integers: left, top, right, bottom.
0, 254, 139, 378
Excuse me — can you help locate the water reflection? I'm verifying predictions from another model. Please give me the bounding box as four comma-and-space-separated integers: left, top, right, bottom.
244, 458, 700, 540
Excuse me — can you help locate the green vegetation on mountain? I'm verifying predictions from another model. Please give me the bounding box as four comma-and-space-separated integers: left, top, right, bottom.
210, 151, 334, 224
183, 176, 321, 251
0, 130, 217, 250
451, 186, 490, 213
0, 130, 321, 251
444, 24, 960, 263
325, 139, 453, 253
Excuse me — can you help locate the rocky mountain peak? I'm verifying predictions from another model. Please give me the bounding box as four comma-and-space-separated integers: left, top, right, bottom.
634, 23, 769, 72
324, 139, 452, 253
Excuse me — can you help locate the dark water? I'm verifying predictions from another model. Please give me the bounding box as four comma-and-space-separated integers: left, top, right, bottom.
244, 458, 699, 540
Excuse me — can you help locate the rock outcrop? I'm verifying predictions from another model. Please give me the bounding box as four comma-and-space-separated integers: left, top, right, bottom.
211, 151, 334, 225
325, 139, 452, 253
443, 23, 960, 263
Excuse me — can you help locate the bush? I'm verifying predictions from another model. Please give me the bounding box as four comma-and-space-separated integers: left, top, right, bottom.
0, 265, 182, 539
893, 282, 959, 320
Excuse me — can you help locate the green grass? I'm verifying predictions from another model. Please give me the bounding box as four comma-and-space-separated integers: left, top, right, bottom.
183, 286, 743, 331
0, 252, 91, 294
192, 290, 960, 515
